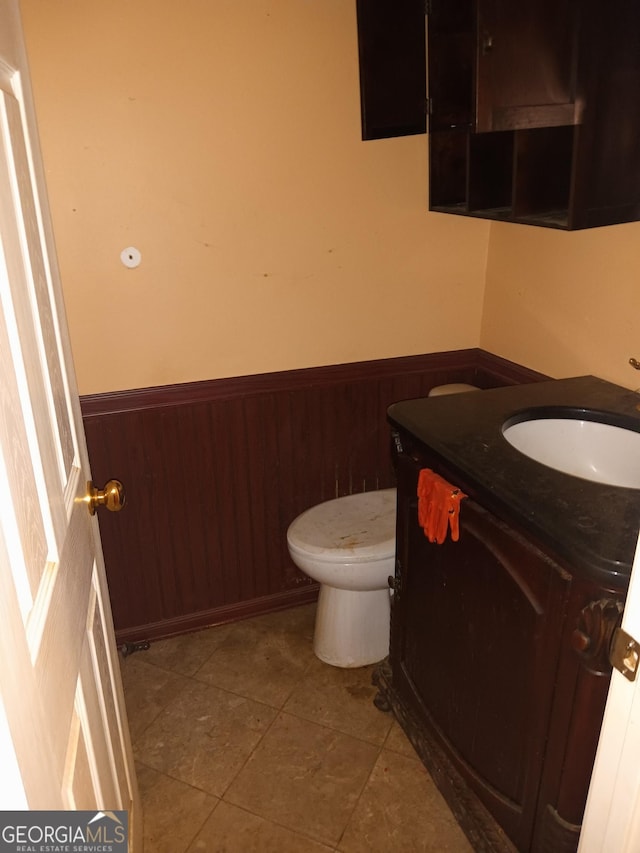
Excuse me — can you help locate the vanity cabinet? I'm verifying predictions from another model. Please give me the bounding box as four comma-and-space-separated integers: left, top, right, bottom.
357, 0, 640, 229
375, 430, 625, 852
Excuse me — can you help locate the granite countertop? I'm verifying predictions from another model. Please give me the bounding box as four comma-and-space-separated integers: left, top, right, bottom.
387, 375, 640, 589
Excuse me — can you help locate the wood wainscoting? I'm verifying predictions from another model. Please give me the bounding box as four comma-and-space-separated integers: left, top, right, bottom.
81, 349, 548, 643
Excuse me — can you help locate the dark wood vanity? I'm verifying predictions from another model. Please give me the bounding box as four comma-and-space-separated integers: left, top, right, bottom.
373, 377, 640, 852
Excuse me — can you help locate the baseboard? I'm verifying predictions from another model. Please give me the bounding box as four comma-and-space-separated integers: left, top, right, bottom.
115, 584, 320, 644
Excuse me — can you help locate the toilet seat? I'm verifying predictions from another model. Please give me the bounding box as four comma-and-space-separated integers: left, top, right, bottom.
287, 488, 396, 564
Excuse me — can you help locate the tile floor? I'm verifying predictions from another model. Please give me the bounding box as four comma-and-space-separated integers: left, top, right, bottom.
120, 603, 473, 853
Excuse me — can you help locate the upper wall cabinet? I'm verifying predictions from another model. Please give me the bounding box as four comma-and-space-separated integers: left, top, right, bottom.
427, 0, 578, 135
473, 0, 579, 133
357, 0, 640, 230
356, 0, 426, 140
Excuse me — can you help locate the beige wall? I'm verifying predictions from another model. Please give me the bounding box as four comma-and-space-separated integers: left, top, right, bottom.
20, 0, 488, 395
480, 221, 640, 388
21, 1, 639, 397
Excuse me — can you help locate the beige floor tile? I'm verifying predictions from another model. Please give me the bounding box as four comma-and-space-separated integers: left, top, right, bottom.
134, 679, 278, 797
122, 605, 473, 853
383, 720, 420, 758
194, 607, 316, 708
338, 749, 473, 853
283, 657, 393, 745
136, 763, 217, 853
141, 623, 235, 677
247, 603, 317, 636
119, 656, 191, 742
187, 801, 335, 853
225, 711, 378, 847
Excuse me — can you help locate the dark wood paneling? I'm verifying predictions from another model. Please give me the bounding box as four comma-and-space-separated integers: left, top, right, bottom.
82, 349, 548, 642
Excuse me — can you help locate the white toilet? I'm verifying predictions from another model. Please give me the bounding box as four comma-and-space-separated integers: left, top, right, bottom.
287, 488, 396, 668
286, 383, 481, 669
428, 382, 480, 397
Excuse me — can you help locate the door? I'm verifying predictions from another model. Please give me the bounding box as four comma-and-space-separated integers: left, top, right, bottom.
579, 528, 640, 852
0, 0, 140, 844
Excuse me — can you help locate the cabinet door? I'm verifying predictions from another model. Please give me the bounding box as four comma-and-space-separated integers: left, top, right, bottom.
392, 458, 571, 851
356, 0, 427, 140
427, 0, 475, 132
475, 0, 579, 131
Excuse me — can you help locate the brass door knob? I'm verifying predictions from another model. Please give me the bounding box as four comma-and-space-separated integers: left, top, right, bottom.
86, 480, 126, 515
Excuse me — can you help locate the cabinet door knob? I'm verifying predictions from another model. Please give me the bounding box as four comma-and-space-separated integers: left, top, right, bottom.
571, 629, 591, 653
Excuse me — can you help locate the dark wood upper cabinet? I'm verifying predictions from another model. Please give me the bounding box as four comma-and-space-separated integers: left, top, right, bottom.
356, 0, 640, 230
427, 0, 475, 133
474, 0, 579, 132
356, 0, 427, 140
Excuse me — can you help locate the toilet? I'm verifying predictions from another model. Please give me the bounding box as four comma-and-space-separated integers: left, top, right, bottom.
287, 382, 480, 668
428, 382, 480, 397
287, 488, 396, 667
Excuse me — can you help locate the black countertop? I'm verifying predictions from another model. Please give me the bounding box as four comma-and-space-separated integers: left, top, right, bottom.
387, 375, 640, 589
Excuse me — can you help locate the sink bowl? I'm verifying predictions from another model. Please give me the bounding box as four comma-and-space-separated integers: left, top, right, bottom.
502, 408, 640, 489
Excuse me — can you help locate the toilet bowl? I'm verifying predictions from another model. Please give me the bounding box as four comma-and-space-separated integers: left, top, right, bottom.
287, 488, 396, 668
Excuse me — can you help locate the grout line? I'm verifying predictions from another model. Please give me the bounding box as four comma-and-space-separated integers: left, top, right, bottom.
333, 717, 391, 850
133, 759, 220, 853
215, 704, 283, 800
123, 669, 204, 746
181, 797, 221, 853
211, 797, 339, 852
275, 705, 393, 749
125, 604, 420, 851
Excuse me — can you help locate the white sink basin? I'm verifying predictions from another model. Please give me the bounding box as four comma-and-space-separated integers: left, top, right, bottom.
502, 413, 640, 489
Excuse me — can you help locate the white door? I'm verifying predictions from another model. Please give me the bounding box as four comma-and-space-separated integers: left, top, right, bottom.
579, 529, 640, 852
0, 0, 140, 845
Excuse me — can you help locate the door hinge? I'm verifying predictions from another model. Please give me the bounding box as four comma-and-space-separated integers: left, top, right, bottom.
610, 627, 640, 681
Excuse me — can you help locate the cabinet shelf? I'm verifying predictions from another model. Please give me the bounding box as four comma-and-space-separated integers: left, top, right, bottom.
432, 205, 570, 230
430, 127, 574, 228
430, 124, 575, 228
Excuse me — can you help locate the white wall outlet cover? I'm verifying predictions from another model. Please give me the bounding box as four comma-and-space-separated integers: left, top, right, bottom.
120, 246, 141, 268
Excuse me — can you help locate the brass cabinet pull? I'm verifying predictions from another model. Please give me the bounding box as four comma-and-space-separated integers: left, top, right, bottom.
86, 480, 125, 515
